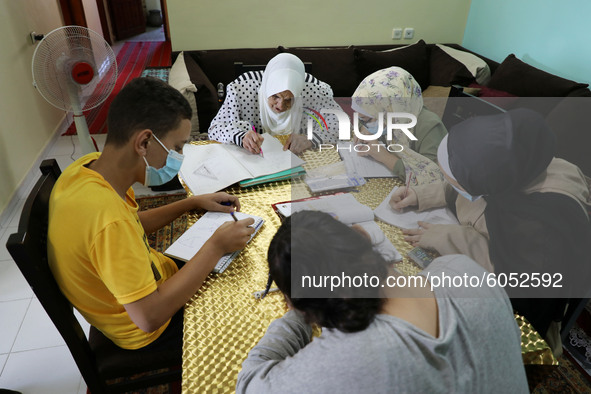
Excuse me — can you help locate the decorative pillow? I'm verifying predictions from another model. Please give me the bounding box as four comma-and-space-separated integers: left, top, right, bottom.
430, 44, 491, 86
168, 51, 199, 134
354, 39, 430, 90
182, 52, 220, 133
488, 54, 589, 97
468, 83, 516, 98
279, 46, 357, 97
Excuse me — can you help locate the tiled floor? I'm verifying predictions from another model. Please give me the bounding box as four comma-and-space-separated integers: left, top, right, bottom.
0, 25, 166, 392
0, 134, 107, 393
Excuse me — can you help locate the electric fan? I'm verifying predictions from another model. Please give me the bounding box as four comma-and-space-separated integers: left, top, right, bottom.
32, 26, 118, 154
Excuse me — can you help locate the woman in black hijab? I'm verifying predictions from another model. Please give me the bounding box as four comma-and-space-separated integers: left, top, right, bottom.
391, 108, 591, 345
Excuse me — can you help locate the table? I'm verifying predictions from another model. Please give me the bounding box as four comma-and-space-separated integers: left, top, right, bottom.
178, 142, 556, 393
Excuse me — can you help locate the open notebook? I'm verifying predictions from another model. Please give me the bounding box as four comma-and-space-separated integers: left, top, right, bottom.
164, 211, 264, 274
180, 133, 306, 194
273, 193, 402, 262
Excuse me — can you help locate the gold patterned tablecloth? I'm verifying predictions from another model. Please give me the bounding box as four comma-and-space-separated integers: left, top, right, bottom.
181, 141, 556, 393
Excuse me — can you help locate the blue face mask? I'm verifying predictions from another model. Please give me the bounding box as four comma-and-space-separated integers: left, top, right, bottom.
360, 119, 381, 135
143, 134, 184, 186
451, 184, 482, 202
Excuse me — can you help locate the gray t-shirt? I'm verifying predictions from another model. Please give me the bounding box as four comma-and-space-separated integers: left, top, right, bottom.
236, 254, 528, 394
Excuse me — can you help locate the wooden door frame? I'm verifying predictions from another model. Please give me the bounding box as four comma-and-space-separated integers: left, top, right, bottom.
58, 0, 87, 27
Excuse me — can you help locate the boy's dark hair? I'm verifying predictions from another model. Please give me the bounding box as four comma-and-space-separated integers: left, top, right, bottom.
106, 77, 192, 146
267, 211, 388, 333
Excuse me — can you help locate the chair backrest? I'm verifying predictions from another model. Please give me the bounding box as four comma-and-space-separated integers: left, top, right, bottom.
233, 61, 312, 78
6, 159, 108, 392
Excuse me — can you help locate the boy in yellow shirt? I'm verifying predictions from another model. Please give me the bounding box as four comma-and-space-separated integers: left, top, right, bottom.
48, 77, 254, 353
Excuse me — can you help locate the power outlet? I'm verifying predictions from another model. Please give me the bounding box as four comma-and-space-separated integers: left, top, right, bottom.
403, 28, 414, 39
392, 28, 402, 40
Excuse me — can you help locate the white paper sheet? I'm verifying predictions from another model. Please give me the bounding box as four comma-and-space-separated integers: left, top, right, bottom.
338, 141, 394, 178
374, 186, 459, 229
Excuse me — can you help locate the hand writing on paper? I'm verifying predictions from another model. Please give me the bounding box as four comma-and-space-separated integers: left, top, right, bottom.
209, 218, 255, 254
402, 221, 432, 246
243, 130, 264, 154
192, 192, 241, 213
389, 187, 418, 211
283, 133, 312, 154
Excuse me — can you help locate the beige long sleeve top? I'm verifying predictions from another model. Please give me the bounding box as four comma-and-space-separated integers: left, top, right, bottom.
413, 158, 591, 272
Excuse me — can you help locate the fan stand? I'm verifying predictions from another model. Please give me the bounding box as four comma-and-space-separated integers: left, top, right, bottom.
68, 66, 98, 155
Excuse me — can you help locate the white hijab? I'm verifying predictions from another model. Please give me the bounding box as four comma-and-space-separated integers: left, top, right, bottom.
258, 53, 305, 135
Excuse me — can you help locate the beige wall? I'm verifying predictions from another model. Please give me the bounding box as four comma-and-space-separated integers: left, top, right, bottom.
168, 0, 471, 50
0, 0, 65, 215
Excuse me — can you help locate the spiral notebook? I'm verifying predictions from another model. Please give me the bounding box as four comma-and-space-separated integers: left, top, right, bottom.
164, 211, 264, 273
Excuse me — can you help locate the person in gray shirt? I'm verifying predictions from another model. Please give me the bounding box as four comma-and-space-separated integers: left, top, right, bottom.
236, 211, 528, 394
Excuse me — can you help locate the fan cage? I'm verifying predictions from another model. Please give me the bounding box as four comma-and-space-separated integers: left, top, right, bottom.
32, 25, 118, 112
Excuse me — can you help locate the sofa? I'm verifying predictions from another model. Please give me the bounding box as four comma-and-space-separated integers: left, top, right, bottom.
166, 40, 591, 176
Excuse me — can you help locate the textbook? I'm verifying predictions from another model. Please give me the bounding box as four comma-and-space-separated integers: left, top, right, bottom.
272, 193, 402, 262
164, 211, 264, 274
180, 134, 306, 194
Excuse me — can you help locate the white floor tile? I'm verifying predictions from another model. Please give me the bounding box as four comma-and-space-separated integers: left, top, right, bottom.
12, 298, 64, 352
77, 377, 87, 394
47, 135, 80, 157
0, 259, 33, 302
0, 226, 16, 262
93, 133, 107, 151
0, 353, 7, 375
74, 309, 91, 338
0, 299, 30, 354
0, 346, 81, 394
4, 198, 26, 229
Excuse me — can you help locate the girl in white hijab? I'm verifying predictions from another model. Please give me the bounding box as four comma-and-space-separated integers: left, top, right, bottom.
258, 53, 305, 135
352, 66, 447, 185
208, 53, 341, 154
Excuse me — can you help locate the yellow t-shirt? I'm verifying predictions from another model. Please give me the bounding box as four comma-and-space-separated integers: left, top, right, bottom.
48, 153, 178, 349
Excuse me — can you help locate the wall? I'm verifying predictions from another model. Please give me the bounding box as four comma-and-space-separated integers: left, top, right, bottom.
0, 0, 65, 216
463, 0, 591, 85
167, 0, 472, 51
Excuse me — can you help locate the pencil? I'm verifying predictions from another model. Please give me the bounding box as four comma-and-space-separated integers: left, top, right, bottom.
403, 171, 413, 199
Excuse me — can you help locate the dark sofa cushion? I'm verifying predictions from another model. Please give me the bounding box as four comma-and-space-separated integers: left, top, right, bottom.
182, 52, 220, 132
354, 39, 430, 90
488, 54, 590, 97
279, 46, 358, 97
191, 48, 280, 88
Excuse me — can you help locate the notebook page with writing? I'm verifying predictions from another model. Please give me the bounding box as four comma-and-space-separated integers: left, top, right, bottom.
223, 133, 305, 178
339, 141, 394, 178
286, 193, 374, 225
374, 186, 459, 229
179, 144, 252, 195
164, 211, 264, 273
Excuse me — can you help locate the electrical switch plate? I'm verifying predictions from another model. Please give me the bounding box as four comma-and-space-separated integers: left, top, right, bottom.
392, 28, 402, 40
403, 28, 414, 39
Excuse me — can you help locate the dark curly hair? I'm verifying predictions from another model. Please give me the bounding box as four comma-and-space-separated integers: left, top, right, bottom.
267, 211, 389, 333
106, 77, 192, 146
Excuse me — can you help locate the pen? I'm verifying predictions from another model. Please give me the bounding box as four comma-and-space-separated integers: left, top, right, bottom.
250, 122, 264, 158
403, 171, 413, 199
221, 201, 239, 221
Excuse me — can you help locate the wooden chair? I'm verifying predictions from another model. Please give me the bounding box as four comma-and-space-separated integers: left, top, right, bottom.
233, 61, 312, 78
6, 159, 181, 394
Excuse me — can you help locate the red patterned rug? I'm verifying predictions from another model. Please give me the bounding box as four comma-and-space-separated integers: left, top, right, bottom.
64, 40, 172, 136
